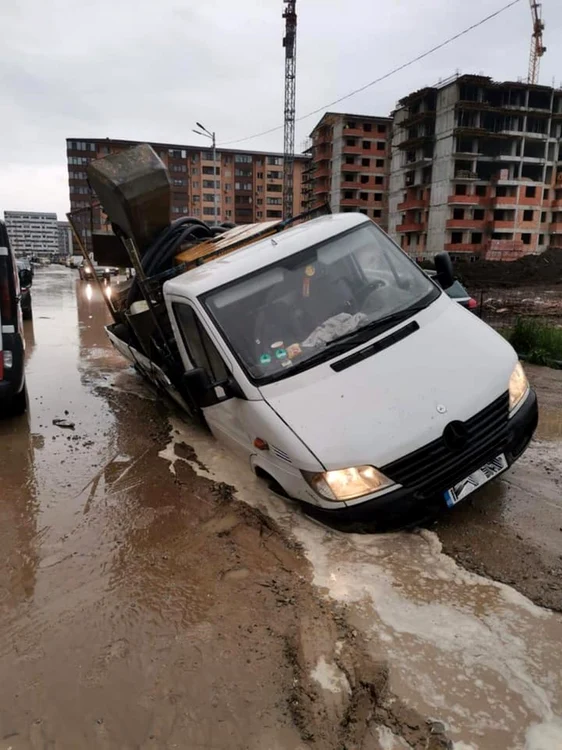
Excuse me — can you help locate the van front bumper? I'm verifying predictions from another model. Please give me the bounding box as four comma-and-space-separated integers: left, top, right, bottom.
315, 388, 538, 524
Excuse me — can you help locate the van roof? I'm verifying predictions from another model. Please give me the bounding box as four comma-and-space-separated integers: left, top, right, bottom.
165, 213, 370, 299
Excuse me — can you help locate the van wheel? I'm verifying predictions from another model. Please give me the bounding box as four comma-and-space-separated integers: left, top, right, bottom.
10, 386, 28, 416
23, 307, 32, 320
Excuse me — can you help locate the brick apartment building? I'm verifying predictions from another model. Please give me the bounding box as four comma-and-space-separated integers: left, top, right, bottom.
305, 112, 391, 229
388, 74, 562, 260
66, 138, 309, 244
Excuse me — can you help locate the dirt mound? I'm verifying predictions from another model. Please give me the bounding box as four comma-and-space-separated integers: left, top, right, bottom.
455, 247, 562, 289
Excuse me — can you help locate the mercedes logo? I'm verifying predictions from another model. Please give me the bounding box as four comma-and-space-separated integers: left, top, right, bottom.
443, 421, 469, 452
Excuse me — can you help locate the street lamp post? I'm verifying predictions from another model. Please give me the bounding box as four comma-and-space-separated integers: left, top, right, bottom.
193, 122, 219, 226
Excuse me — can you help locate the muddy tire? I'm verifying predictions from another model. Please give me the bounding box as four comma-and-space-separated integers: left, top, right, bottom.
22, 306, 32, 321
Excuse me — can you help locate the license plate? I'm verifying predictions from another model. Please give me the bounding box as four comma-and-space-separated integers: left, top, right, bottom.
444, 454, 508, 508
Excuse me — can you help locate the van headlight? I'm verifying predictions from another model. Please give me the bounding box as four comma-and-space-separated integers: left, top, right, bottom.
303, 465, 394, 502
509, 362, 529, 412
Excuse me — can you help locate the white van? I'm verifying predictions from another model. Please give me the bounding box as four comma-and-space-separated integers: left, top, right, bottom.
154, 213, 538, 520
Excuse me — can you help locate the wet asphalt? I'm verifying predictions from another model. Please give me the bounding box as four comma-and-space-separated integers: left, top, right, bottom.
1, 266, 561, 749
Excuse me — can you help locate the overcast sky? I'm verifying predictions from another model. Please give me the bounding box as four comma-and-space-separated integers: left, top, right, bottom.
1, 0, 561, 221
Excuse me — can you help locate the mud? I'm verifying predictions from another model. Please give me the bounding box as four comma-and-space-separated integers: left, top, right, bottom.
2, 266, 562, 749
0, 268, 441, 749
433, 364, 562, 612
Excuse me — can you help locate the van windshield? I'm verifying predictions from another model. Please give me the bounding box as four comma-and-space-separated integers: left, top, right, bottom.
203, 222, 439, 383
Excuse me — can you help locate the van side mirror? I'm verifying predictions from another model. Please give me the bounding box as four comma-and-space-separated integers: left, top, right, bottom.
434, 252, 454, 290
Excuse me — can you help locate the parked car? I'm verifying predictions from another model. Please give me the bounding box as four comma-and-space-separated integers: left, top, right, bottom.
16, 260, 33, 320
0, 222, 27, 416
424, 269, 478, 311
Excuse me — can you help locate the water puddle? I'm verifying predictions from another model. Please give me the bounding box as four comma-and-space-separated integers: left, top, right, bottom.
161, 416, 562, 750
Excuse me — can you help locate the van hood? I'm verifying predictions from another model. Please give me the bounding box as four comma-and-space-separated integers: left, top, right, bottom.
259, 295, 517, 470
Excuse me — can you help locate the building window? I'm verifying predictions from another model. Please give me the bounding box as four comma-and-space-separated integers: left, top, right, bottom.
191, 168, 198, 175
192, 182, 199, 189
347, 121, 356, 129
235, 154, 253, 163
363, 123, 372, 132
541, 211, 547, 222
256, 198, 263, 205
266, 209, 283, 218
203, 193, 215, 202
257, 172, 264, 179
203, 180, 220, 188
361, 158, 370, 167
266, 156, 282, 166
360, 192, 368, 201
451, 232, 463, 244
474, 209, 485, 220
471, 232, 483, 244
372, 209, 382, 218
377, 123, 387, 133
192, 154, 199, 163
344, 173, 355, 182
523, 209, 534, 221
225, 183, 231, 191
539, 233, 544, 244
346, 138, 356, 147
235, 182, 252, 190
376, 141, 385, 150
267, 171, 282, 179
376, 159, 384, 167
257, 211, 263, 218
202, 166, 220, 175
525, 186, 536, 198
453, 208, 465, 220
360, 175, 369, 184
543, 188, 549, 200
344, 191, 353, 199
455, 184, 467, 195
203, 207, 216, 216
362, 141, 371, 150
266, 184, 283, 193
475, 185, 486, 197
345, 156, 354, 165
256, 185, 263, 192
374, 193, 382, 201
375, 175, 383, 185
225, 210, 232, 217
236, 195, 253, 205
522, 233, 531, 245
224, 196, 231, 204
267, 197, 282, 205
202, 151, 214, 161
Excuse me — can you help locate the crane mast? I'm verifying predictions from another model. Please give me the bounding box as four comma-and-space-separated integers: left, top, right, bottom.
528, 0, 546, 85
282, 0, 297, 220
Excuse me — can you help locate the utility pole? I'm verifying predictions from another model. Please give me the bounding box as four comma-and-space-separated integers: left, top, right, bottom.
282, 0, 297, 220
193, 122, 219, 225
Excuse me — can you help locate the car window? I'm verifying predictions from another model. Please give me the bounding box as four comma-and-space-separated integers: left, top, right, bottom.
446, 280, 469, 299
173, 303, 228, 384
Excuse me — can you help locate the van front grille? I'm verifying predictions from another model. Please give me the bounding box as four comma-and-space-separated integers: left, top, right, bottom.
382, 392, 510, 492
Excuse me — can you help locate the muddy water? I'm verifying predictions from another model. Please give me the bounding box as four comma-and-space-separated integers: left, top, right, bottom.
0, 268, 323, 749
2, 267, 562, 750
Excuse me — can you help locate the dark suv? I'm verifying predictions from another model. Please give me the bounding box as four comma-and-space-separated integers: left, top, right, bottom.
0, 222, 27, 416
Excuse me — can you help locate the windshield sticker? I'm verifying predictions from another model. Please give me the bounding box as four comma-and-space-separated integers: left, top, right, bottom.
271, 340, 284, 349
305, 265, 315, 277
275, 348, 287, 360
260, 353, 272, 365
302, 277, 310, 297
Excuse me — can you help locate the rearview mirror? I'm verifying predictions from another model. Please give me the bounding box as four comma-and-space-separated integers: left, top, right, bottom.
434, 252, 454, 290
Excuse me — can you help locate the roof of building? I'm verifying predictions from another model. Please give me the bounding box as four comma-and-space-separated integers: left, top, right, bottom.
66, 137, 310, 161
165, 213, 370, 299
308, 111, 392, 137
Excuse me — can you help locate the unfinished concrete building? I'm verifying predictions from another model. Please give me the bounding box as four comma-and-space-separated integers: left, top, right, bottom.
388, 75, 562, 260
306, 112, 391, 229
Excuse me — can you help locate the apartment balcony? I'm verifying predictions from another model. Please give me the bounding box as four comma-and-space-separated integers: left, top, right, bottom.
313, 165, 330, 179
491, 220, 516, 229
444, 243, 483, 253
549, 222, 562, 234
446, 219, 487, 230
341, 198, 371, 207
341, 163, 364, 172
397, 198, 427, 211
341, 179, 360, 188
313, 183, 329, 196
447, 194, 483, 205
342, 127, 367, 137
396, 222, 425, 233
492, 195, 518, 205
342, 145, 369, 155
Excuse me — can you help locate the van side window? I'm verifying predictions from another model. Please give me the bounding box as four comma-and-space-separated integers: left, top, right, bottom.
173, 303, 228, 383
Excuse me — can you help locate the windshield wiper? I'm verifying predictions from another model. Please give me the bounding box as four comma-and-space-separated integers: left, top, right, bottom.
328, 301, 431, 348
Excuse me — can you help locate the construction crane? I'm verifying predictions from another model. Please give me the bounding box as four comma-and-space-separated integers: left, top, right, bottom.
528, 0, 546, 85
282, 0, 297, 220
